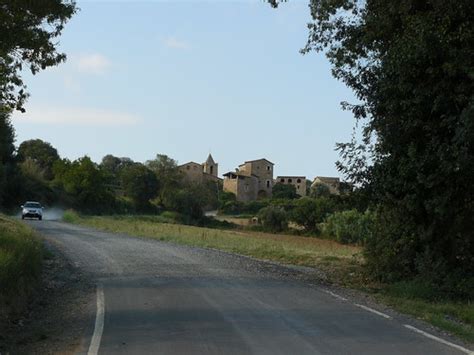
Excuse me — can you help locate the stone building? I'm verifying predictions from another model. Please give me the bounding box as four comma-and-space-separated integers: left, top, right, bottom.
311, 176, 341, 195
276, 176, 307, 197
223, 158, 274, 201
179, 154, 221, 184
222, 172, 259, 202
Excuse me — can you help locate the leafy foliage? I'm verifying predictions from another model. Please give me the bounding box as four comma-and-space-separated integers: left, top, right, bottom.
257, 206, 288, 233
120, 163, 158, 211
323, 209, 374, 245
290, 197, 335, 233
0, 108, 16, 207
0, 0, 77, 111
297, 0, 474, 295
17, 139, 60, 180
53, 157, 114, 213
272, 183, 298, 199
146, 154, 183, 205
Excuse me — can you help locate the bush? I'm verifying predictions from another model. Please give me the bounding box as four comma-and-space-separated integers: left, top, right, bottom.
290, 197, 335, 233
323, 209, 374, 245
218, 193, 269, 216
62, 209, 80, 223
257, 206, 288, 233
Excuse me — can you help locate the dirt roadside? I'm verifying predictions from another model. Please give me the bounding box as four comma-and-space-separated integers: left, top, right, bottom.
0, 238, 95, 355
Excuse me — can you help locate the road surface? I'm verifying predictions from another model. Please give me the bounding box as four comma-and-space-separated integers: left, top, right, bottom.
28, 220, 472, 355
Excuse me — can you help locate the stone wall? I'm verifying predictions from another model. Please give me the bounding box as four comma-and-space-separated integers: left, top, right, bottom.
276, 176, 307, 197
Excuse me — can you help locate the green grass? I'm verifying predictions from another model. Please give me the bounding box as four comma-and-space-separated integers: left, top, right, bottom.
63, 210, 473, 344
0, 214, 43, 319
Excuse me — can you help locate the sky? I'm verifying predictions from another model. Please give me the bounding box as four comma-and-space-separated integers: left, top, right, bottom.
12, 0, 357, 180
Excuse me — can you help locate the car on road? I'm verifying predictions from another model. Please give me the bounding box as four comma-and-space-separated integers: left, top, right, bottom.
21, 201, 43, 220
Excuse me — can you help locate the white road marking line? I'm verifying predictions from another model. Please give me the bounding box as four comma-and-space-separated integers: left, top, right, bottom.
88, 284, 105, 355
355, 303, 392, 319
404, 325, 473, 354
323, 289, 348, 302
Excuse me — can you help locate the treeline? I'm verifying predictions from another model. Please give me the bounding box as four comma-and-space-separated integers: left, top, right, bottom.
0, 110, 218, 219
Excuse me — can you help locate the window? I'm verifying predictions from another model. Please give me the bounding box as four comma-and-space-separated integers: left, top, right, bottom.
297, 178, 301, 183
280, 178, 285, 183
288, 178, 293, 183
210, 166, 214, 175
267, 166, 271, 171
266, 180, 270, 188
186, 166, 190, 170
297, 185, 300, 190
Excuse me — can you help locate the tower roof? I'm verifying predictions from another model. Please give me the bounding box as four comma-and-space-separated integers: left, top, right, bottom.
205, 154, 216, 165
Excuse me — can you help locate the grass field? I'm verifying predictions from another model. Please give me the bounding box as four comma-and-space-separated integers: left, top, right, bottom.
0, 215, 43, 320
64, 211, 473, 344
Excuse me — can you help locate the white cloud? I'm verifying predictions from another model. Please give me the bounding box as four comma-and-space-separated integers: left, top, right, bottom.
76, 53, 111, 74
13, 106, 141, 127
163, 36, 190, 50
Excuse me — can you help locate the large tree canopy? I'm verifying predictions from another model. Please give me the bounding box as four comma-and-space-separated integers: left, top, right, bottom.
17, 139, 60, 179
275, 0, 474, 295
0, 0, 77, 111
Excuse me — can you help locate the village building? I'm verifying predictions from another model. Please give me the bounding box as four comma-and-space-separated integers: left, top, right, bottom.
311, 176, 341, 195
178, 154, 221, 184
223, 158, 274, 201
276, 176, 307, 197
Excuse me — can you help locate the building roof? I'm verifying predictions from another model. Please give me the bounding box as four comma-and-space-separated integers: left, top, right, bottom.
313, 176, 340, 183
178, 161, 202, 168
205, 154, 216, 165
239, 158, 274, 166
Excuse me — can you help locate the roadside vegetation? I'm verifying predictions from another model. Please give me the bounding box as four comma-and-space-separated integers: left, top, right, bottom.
0, 215, 43, 321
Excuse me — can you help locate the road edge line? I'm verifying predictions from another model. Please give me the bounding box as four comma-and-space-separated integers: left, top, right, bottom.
322, 289, 348, 302
403, 325, 473, 354
88, 284, 105, 355
354, 303, 392, 319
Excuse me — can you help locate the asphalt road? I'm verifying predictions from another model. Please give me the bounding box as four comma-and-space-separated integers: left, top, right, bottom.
28, 220, 471, 355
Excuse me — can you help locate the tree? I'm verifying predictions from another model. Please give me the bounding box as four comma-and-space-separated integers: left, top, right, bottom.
53, 156, 114, 213
120, 163, 158, 211
295, 0, 474, 293
0, 0, 77, 112
0, 108, 16, 207
146, 154, 183, 204
165, 186, 204, 221
310, 184, 330, 198
291, 197, 335, 233
257, 206, 288, 233
272, 183, 298, 200
100, 155, 134, 177
17, 139, 60, 180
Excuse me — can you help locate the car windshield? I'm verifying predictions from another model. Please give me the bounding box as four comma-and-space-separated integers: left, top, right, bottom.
24, 202, 41, 208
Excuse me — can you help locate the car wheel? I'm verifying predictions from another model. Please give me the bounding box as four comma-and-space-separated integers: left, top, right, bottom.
38, 216, 42, 221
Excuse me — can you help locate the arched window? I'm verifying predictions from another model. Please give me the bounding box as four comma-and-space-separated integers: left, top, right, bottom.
297, 178, 301, 183
266, 180, 270, 188
210, 166, 214, 175
288, 178, 293, 183
280, 178, 285, 183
